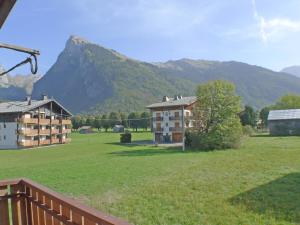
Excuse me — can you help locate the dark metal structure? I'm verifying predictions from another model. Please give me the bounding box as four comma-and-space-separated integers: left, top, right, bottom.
0, 0, 40, 75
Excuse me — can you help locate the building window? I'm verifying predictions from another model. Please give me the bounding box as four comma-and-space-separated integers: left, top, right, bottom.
166, 123, 168, 127
3, 124, 6, 128
3, 135, 6, 140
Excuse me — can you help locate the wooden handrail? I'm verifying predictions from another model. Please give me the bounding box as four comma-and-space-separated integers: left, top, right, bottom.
0, 178, 131, 225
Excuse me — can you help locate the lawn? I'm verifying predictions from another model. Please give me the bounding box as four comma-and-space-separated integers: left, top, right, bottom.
0, 132, 300, 225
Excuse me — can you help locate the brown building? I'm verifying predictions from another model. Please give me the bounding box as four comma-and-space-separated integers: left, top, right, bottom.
0, 96, 72, 149
147, 96, 197, 143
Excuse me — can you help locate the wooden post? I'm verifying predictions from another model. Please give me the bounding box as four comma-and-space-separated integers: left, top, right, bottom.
0, 185, 9, 225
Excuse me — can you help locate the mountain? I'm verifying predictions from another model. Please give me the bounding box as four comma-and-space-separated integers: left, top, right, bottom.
32, 36, 300, 114
0, 66, 41, 101
281, 66, 300, 77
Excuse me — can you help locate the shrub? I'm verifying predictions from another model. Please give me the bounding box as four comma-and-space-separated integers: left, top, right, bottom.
242, 125, 255, 136
185, 130, 193, 147
190, 117, 242, 151
120, 132, 132, 143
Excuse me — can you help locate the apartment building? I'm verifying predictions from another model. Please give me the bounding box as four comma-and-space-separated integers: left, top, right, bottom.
147, 96, 197, 143
0, 96, 72, 149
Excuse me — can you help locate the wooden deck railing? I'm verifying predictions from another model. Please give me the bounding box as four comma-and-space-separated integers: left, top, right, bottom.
0, 178, 130, 225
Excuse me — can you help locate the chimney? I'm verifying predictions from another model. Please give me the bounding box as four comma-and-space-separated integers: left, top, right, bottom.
162, 96, 169, 102
26, 96, 31, 105
42, 94, 48, 100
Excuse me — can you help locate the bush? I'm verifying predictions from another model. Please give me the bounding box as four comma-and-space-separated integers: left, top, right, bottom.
120, 132, 132, 143
190, 117, 242, 151
185, 130, 193, 147
242, 125, 255, 136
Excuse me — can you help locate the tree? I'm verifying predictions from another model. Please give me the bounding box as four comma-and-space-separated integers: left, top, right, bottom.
109, 112, 121, 128
191, 80, 242, 150
128, 112, 140, 132
93, 116, 102, 131
259, 106, 271, 128
239, 105, 257, 127
71, 116, 82, 130
274, 94, 300, 109
101, 114, 110, 132
140, 112, 150, 131
120, 112, 128, 128
86, 116, 95, 127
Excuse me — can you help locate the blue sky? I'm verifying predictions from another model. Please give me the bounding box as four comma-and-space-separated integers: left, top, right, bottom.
1, 0, 300, 75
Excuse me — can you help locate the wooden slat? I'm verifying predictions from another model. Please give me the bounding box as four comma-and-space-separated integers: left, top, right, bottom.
31, 189, 39, 225
11, 184, 21, 225
44, 195, 53, 225
72, 209, 83, 225
0, 185, 10, 225
25, 187, 32, 225
37, 190, 45, 225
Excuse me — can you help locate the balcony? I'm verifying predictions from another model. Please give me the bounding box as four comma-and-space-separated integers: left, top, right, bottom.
18, 140, 38, 147
51, 129, 60, 134
51, 138, 61, 144
18, 118, 38, 124
0, 178, 130, 225
39, 129, 51, 135
51, 119, 60, 125
61, 119, 72, 125
18, 129, 38, 136
62, 129, 72, 134
40, 140, 51, 145
39, 118, 51, 125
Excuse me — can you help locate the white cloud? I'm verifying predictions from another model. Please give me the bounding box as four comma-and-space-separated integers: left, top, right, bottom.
252, 0, 300, 43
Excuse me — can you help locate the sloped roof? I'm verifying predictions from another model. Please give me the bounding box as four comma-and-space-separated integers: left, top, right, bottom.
268, 109, 300, 121
0, 0, 16, 29
146, 96, 197, 109
0, 99, 72, 116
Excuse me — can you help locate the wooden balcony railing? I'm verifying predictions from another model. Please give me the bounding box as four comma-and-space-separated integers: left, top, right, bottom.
51, 119, 60, 125
0, 178, 130, 225
61, 119, 72, 125
18, 118, 38, 124
18, 140, 39, 147
39, 119, 51, 125
62, 129, 72, 134
39, 129, 51, 135
18, 129, 39, 136
40, 140, 51, 145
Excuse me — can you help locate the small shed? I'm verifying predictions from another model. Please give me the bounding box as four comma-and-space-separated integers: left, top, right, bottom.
268, 109, 300, 136
79, 126, 94, 134
113, 125, 124, 133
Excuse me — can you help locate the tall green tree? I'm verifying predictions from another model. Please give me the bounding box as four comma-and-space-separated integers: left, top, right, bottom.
240, 105, 257, 127
71, 116, 81, 130
191, 80, 242, 150
109, 112, 121, 128
128, 112, 140, 132
259, 106, 271, 128
274, 94, 300, 109
93, 116, 102, 131
140, 112, 150, 131
86, 116, 95, 127
120, 112, 128, 128
101, 114, 110, 132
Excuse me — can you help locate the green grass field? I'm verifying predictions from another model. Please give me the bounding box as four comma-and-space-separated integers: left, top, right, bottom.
0, 132, 300, 225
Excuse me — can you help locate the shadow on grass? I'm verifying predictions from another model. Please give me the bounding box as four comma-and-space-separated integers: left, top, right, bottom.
109, 148, 183, 156
106, 140, 153, 148
230, 173, 300, 223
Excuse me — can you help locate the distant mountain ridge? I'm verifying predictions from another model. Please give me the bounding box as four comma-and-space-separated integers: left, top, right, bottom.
0, 66, 40, 100
281, 66, 300, 78
31, 36, 300, 114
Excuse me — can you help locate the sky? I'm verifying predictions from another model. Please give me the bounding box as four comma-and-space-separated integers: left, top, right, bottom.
1, 0, 300, 75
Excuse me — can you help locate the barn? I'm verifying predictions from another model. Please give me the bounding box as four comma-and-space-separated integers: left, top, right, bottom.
268, 109, 300, 136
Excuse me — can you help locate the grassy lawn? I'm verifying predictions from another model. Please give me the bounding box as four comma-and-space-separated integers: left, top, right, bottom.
0, 132, 300, 225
